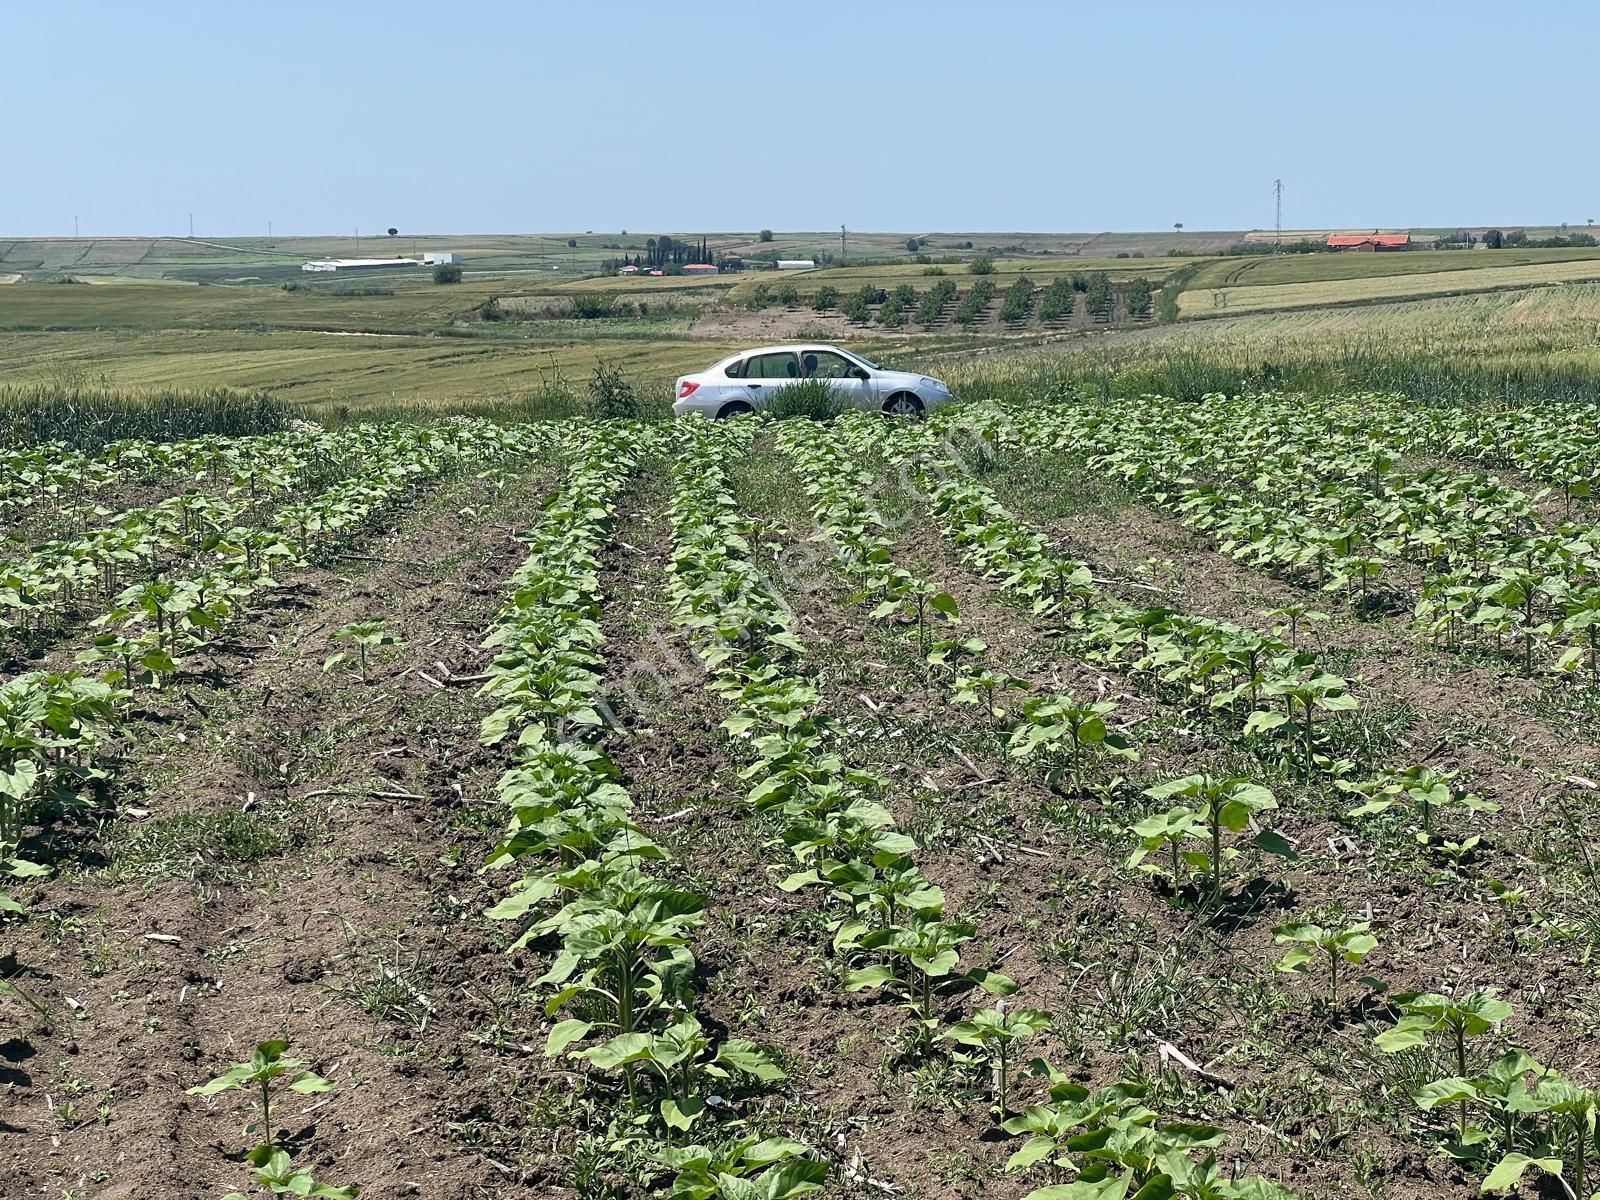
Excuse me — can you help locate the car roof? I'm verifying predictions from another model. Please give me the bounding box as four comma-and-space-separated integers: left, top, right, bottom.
745, 343, 847, 356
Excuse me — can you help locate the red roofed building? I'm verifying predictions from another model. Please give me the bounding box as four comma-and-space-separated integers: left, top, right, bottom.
1327, 233, 1411, 252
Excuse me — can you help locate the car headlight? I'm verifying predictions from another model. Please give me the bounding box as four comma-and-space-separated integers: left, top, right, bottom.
920, 377, 950, 392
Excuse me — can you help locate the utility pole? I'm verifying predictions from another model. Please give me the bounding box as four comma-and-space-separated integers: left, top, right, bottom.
268, 220, 273, 240
74, 216, 79, 238
1274, 179, 1283, 250
840, 224, 847, 260
355, 227, 360, 255
189, 212, 194, 238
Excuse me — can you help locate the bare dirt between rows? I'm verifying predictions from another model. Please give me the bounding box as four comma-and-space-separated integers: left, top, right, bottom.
3, 464, 581, 1200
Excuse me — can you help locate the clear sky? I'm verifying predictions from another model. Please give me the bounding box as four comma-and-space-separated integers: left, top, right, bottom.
8, 0, 1597, 237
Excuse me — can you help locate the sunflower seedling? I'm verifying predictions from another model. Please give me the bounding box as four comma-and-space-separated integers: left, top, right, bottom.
940, 1002, 1052, 1116
324, 619, 398, 683
224, 1145, 359, 1200
1374, 990, 1513, 1141
1138, 775, 1283, 900
187, 1038, 334, 1145
1272, 919, 1378, 1009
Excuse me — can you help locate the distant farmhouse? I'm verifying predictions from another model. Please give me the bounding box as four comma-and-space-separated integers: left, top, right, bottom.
1326, 233, 1411, 252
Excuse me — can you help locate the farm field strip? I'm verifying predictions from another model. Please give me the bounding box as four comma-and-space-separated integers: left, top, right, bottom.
0, 426, 308, 521
1, 425, 384, 650
747, 419, 1328, 1198
477, 423, 827, 1195
1179, 256, 1600, 318
3, 421, 548, 681
835, 411, 1600, 1200
2, 420, 551, 918
989, 394, 1600, 682
843, 412, 1367, 787
662, 417, 1070, 1188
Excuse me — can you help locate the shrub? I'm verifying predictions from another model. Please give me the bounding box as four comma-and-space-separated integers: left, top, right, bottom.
569, 293, 633, 319
877, 296, 905, 327
999, 276, 1036, 323
922, 265, 946, 276
1084, 271, 1115, 318
478, 295, 505, 321
954, 279, 996, 325
906, 237, 921, 252
915, 278, 957, 324
433, 264, 463, 284
813, 285, 839, 312
892, 283, 917, 306
969, 256, 995, 275
1039, 277, 1075, 321
777, 282, 800, 307
1126, 277, 1154, 317
588, 359, 641, 419
767, 379, 845, 421
758, 229, 774, 242
744, 283, 772, 312
839, 294, 869, 323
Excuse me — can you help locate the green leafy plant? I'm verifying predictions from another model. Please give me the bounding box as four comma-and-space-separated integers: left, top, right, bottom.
187, 1038, 334, 1145
323, 618, 397, 683
940, 1003, 1052, 1115
650, 1136, 827, 1199
1133, 775, 1282, 899
1374, 990, 1513, 1141
224, 1145, 358, 1200
1007, 692, 1136, 795
1272, 919, 1378, 1008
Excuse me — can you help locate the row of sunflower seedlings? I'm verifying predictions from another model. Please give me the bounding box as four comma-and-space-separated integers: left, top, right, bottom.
786, 418, 1308, 1199
479, 424, 826, 1199
1012, 393, 1600, 681
667, 419, 1026, 1075
75, 420, 545, 692
0, 426, 332, 523
838, 416, 1439, 950
860, 408, 1473, 787
0, 427, 363, 646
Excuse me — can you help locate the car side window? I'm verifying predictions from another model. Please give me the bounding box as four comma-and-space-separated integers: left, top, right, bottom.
745, 352, 799, 379
724, 358, 745, 378
801, 351, 856, 379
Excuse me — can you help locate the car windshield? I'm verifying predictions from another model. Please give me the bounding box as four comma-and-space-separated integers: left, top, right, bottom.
848, 352, 880, 369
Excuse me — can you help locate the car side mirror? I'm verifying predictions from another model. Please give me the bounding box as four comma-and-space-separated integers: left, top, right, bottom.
852, 367, 870, 380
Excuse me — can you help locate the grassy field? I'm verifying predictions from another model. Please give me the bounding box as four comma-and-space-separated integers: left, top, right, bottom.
11, 231, 1600, 416
1178, 255, 1600, 317
1185, 245, 1600, 290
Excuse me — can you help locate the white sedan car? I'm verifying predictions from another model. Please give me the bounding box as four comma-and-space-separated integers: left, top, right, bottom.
672, 344, 954, 419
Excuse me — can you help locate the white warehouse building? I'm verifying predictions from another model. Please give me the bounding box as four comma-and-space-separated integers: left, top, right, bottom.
301, 257, 418, 273
776, 259, 816, 271
422, 252, 462, 265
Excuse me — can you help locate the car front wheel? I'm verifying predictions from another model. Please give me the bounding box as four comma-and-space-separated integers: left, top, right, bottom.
882, 392, 924, 418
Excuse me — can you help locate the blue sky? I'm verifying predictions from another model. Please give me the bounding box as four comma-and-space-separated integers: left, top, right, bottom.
8, 0, 1597, 236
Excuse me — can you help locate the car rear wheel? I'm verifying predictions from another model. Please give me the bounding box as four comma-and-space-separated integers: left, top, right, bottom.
716, 400, 755, 420
883, 392, 924, 418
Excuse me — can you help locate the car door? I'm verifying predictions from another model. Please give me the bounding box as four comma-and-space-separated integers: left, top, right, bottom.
740, 350, 800, 409
800, 349, 873, 410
